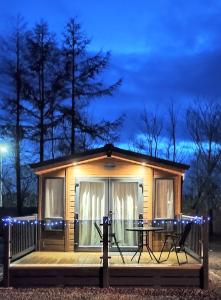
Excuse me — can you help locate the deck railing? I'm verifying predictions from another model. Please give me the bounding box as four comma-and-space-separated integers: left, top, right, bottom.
180, 214, 208, 289
2, 215, 37, 286
10, 215, 37, 261
100, 214, 209, 288
180, 215, 203, 261
1, 214, 208, 289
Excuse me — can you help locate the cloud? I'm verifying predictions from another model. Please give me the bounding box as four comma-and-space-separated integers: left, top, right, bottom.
2, 0, 221, 145
91, 42, 221, 143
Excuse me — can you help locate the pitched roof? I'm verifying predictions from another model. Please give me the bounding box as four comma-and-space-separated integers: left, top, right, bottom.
30, 144, 189, 173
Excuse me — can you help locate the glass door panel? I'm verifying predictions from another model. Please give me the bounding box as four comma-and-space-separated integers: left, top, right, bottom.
110, 181, 140, 248
78, 181, 106, 248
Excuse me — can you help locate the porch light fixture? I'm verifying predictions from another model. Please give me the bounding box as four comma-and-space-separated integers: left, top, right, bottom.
104, 162, 116, 169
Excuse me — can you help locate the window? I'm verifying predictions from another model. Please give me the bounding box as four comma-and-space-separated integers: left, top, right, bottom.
44, 178, 64, 230
154, 179, 174, 219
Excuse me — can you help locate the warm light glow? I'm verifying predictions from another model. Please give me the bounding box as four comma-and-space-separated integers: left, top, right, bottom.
111, 155, 184, 175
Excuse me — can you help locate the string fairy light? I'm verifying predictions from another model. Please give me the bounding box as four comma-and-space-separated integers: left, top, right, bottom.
1, 215, 209, 227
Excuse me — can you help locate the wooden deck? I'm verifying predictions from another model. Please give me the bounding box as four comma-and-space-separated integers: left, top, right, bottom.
11, 251, 199, 266
8, 251, 203, 288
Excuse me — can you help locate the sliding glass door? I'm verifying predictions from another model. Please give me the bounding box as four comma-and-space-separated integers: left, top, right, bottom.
77, 179, 107, 249
110, 180, 141, 248
75, 178, 142, 251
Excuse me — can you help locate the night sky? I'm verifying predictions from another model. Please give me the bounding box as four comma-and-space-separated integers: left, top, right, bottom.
1, 0, 221, 147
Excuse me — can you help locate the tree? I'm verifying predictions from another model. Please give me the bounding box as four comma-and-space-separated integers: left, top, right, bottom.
136, 108, 163, 157
166, 100, 177, 162
25, 20, 64, 161
186, 100, 221, 232
61, 18, 122, 153
0, 15, 29, 214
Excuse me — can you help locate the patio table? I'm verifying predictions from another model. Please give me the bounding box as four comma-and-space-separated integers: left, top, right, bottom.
126, 227, 163, 263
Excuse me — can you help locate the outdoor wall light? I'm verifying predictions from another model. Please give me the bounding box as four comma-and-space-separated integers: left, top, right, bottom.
104, 162, 116, 169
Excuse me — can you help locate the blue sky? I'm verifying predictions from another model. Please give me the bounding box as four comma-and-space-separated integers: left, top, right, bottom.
1, 0, 221, 145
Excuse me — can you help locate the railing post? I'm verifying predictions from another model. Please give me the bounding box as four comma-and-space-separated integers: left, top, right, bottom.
3, 222, 11, 287
102, 216, 109, 288
138, 213, 143, 226
74, 213, 79, 251
138, 213, 144, 248
201, 216, 209, 289
37, 216, 42, 251
34, 214, 38, 251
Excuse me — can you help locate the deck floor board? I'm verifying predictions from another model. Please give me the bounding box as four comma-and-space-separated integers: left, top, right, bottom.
11, 251, 200, 267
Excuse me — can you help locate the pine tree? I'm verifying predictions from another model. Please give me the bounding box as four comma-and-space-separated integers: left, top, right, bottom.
61, 18, 122, 153
0, 15, 29, 214
25, 20, 64, 161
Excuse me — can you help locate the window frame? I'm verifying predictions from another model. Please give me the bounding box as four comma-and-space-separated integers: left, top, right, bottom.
42, 176, 65, 231
153, 177, 175, 220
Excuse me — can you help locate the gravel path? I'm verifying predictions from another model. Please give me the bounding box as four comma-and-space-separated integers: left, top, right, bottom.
0, 287, 219, 300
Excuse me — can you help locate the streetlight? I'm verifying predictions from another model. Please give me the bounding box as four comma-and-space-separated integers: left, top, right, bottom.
0, 145, 7, 207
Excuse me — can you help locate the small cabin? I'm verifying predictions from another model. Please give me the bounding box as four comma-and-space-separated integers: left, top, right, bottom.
30, 144, 189, 252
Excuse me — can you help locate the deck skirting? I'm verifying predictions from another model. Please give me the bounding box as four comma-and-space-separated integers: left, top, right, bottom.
9, 265, 203, 288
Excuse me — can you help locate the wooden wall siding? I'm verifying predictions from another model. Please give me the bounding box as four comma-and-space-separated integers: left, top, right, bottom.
66, 158, 153, 251
66, 167, 74, 251
176, 176, 181, 216
38, 157, 182, 252
40, 231, 65, 251
37, 176, 42, 250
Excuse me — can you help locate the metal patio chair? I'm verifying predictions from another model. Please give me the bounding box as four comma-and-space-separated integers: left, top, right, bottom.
158, 222, 193, 265
94, 222, 125, 264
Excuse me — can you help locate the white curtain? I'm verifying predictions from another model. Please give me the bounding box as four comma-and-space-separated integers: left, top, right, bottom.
45, 178, 64, 219
155, 179, 174, 219
112, 182, 138, 246
79, 182, 105, 246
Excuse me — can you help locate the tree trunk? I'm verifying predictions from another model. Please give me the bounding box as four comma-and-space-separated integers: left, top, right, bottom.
51, 106, 55, 159
15, 126, 22, 216
39, 34, 45, 162
209, 209, 213, 237
39, 74, 44, 162
15, 34, 22, 216
71, 45, 75, 154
